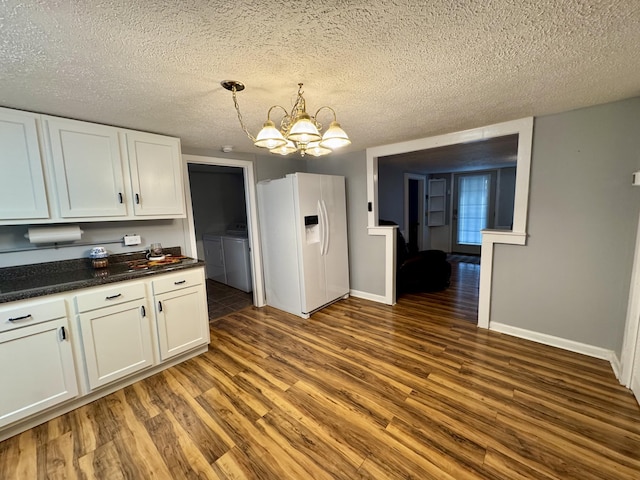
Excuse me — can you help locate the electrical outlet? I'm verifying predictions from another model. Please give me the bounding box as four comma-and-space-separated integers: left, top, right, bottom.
124, 234, 141, 246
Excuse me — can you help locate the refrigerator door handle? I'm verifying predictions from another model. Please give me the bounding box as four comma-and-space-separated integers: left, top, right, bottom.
321, 199, 330, 255
318, 200, 326, 256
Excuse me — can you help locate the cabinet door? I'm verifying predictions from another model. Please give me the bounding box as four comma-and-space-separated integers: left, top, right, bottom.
45, 116, 127, 218
127, 131, 185, 217
155, 285, 209, 361
0, 108, 49, 221
79, 301, 153, 390
0, 318, 78, 428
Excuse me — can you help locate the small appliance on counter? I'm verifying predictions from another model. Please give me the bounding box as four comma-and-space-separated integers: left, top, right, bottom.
147, 242, 165, 261
89, 246, 109, 269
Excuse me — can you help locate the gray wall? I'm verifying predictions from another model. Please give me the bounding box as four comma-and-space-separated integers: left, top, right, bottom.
378, 161, 405, 229
0, 219, 189, 267
306, 151, 386, 296
491, 97, 640, 356
189, 169, 246, 236
255, 154, 305, 182
496, 167, 516, 229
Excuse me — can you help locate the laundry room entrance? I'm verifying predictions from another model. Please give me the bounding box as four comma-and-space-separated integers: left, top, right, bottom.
186, 162, 255, 320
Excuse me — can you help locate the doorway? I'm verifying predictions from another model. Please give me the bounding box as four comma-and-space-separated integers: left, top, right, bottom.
181, 154, 266, 316
368, 119, 534, 329
404, 173, 427, 253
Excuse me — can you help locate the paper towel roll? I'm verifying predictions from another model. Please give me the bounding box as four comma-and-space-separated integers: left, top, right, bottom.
25, 225, 83, 244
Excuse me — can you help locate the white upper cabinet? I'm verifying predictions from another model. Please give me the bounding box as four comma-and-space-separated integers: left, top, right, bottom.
126, 131, 185, 217
0, 108, 49, 221
0, 107, 186, 224
45, 116, 128, 218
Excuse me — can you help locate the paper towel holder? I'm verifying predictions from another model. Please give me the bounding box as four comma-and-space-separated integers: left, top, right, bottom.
25, 225, 84, 244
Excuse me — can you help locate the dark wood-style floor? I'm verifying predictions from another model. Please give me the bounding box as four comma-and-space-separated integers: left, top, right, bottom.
2, 260, 640, 479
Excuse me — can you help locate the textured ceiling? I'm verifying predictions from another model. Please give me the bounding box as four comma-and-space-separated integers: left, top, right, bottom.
1, 1, 639, 156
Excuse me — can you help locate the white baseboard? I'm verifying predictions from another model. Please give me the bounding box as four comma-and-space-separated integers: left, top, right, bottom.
490, 322, 617, 365
609, 352, 622, 381
350, 289, 389, 305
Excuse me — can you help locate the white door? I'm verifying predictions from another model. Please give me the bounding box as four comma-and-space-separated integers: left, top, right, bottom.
0, 108, 50, 221
127, 131, 185, 216
293, 173, 327, 313
321, 175, 350, 302
45, 116, 127, 218
155, 285, 209, 360
0, 318, 78, 428
79, 301, 154, 390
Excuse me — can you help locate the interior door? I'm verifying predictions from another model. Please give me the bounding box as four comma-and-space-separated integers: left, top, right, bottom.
452, 172, 496, 254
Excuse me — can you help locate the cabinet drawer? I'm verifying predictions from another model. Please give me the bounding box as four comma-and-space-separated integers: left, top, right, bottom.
0, 298, 66, 333
152, 268, 203, 295
76, 282, 145, 313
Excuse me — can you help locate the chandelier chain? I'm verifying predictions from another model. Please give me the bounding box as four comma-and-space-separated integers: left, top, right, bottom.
231, 87, 256, 142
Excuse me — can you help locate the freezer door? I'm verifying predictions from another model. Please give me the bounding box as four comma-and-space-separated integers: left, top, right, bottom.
321, 175, 350, 301
293, 173, 327, 313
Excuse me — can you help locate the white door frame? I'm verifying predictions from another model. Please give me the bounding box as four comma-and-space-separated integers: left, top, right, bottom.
180, 154, 265, 308
366, 117, 534, 326
620, 210, 640, 389
403, 173, 427, 251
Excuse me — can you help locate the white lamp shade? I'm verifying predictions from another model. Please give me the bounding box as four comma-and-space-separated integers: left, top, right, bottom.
319, 121, 351, 149
287, 113, 321, 143
270, 140, 297, 155
305, 141, 332, 157
254, 120, 287, 149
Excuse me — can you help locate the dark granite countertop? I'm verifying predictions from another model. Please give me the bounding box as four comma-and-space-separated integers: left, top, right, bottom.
0, 247, 205, 304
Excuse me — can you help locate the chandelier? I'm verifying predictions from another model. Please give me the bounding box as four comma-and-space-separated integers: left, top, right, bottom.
221, 81, 351, 157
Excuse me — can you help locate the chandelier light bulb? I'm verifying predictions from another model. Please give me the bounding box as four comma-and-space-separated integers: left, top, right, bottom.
319, 121, 351, 149
254, 120, 287, 149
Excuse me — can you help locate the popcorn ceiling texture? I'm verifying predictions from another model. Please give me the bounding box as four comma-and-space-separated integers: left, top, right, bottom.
1, 0, 639, 153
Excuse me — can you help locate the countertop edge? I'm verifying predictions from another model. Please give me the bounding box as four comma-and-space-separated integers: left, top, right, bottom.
0, 261, 205, 304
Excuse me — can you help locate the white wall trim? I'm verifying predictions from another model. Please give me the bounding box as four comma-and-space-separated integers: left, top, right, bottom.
620, 209, 640, 387
181, 154, 266, 308
350, 289, 388, 304
367, 117, 534, 318
478, 230, 527, 329
367, 226, 397, 305
491, 322, 619, 368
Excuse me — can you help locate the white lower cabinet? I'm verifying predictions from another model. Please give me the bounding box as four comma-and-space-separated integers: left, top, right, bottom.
153, 269, 210, 361
0, 267, 209, 439
76, 282, 154, 390
0, 299, 78, 428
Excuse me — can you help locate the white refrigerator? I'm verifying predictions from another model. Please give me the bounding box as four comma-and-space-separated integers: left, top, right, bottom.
257, 172, 349, 318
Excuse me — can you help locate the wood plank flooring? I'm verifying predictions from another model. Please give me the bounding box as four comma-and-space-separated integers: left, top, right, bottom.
2, 283, 640, 478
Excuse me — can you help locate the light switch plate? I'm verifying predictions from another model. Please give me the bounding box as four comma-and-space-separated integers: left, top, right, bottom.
124, 234, 141, 246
